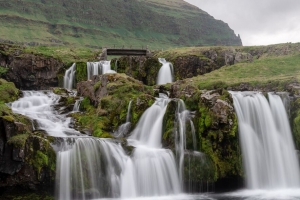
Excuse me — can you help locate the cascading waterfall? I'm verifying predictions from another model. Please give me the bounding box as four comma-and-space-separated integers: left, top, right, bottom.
63, 63, 76, 90
72, 98, 83, 112
9, 91, 81, 137
157, 58, 174, 85
87, 61, 116, 80
101, 60, 116, 74
9, 88, 209, 199
114, 100, 132, 138
57, 93, 181, 199
124, 93, 181, 197
87, 62, 101, 80
56, 138, 128, 199
231, 91, 300, 189
175, 99, 197, 187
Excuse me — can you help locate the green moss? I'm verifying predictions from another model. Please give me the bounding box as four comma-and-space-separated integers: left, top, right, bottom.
0, 103, 12, 116
7, 133, 29, 148
94, 81, 101, 91
32, 150, 48, 175
25, 136, 56, 178
2, 115, 15, 122
1, 192, 54, 200
66, 97, 75, 105
75, 62, 87, 83
0, 66, 8, 76
204, 115, 212, 127
0, 79, 19, 103
52, 87, 67, 95
80, 97, 94, 112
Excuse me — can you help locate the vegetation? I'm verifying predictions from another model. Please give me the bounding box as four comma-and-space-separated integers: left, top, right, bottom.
0, 78, 19, 103
0, 66, 8, 76
0, 0, 241, 49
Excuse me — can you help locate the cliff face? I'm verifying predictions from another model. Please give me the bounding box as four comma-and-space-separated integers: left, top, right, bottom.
0, 44, 64, 90
114, 47, 253, 86
0, 0, 242, 48
0, 80, 56, 196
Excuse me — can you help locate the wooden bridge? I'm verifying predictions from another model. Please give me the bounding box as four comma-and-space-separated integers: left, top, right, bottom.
99, 46, 152, 60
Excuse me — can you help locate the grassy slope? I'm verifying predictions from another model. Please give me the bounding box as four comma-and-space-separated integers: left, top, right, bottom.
163, 43, 300, 90
0, 0, 241, 49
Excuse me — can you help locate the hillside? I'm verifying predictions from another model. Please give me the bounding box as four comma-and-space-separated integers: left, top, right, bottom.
0, 0, 242, 49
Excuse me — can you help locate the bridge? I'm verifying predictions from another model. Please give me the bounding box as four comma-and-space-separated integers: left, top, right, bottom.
99, 46, 152, 60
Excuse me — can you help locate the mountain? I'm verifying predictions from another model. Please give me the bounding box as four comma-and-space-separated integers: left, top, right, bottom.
0, 0, 242, 49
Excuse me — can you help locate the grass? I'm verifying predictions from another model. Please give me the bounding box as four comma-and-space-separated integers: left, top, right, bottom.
185, 53, 300, 90
0, 0, 241, 49
24, 46, 99, 64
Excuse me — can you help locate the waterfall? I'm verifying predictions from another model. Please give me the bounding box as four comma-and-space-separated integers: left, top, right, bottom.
87, 62, 101, 80
101, 60, 116, 74
156, 58, 174, 85
231, 91, 300, 189
56, 138, 128, 199
63, 63, 76, 90
72, 98, 83, 112
87, 61, 116, 80
124, 93, 181, 197
175, 99, 197, 188
114, 100, 132, 138
55, 93, 181, 199
9, 91, 81, 137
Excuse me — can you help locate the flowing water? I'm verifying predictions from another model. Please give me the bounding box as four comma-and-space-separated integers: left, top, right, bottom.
125, 93, 181, 197
114, 100, 132, 138
175, 99, 197, 188
9, 91, 81, 137
231, 91, 300, 189
58, 93, 181, 199
157, 58, 174, 85
101, 60, 117, 74
87, 61, 116, 80
8, 89, 300, 200
72, 97, 83, 112
63, 63, 76, 90
87, 62, 101, 80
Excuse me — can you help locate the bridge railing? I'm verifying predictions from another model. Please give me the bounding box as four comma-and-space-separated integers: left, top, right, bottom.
103, 45, 149, 50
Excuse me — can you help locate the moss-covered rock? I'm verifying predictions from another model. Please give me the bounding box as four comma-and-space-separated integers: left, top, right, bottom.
0, 78, 19, 103
116, 56, 161, 86
75, 62, 87, 83
75, 73, 155, 138
167, 80, 242, 183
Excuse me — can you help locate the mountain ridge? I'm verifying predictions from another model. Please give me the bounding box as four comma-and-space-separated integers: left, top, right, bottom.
0, 0, 242, 48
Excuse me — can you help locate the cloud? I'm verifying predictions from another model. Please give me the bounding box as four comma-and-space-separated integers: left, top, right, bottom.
184, 0, 300, 45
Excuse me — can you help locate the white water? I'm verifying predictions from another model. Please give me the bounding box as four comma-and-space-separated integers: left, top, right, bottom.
175, 99, 197, 187
157, 58, 174, 85
56, 138, 129, 199
55, 93, 181, 199
63, 63, 76, 90
9, 91, 81, 137
231, 91, 300, 189
72, 98, 83, 112
87, 62, 101, 80
114, 100, 132, 138
125, 93, 181, 197
87, 61, 116, 80
101, 60, 116, 74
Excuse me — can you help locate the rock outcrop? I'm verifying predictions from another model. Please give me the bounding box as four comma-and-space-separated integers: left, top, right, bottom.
114, 47, 253, 86
0, 44, 64, 90
0, 80, 56, 196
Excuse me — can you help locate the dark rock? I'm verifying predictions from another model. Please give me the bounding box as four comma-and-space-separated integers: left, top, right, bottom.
0, 44, 64, 90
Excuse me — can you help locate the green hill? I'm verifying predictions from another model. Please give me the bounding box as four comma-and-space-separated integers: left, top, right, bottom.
0, 0, 242, 49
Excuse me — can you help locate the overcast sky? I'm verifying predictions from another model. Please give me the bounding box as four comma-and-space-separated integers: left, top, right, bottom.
184, 0, 300, 46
